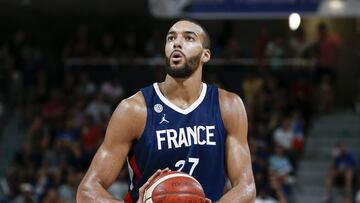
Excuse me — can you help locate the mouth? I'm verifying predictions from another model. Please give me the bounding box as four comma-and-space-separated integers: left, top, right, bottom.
170, 51, 185, 63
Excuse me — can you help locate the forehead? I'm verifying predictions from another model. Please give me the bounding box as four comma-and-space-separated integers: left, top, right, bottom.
168, 21, 204, 35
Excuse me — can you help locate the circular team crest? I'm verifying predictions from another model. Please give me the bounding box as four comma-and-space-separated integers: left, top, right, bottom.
154, 104, 163, 113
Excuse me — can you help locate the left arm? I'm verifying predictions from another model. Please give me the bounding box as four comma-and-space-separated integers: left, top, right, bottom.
217, 89, 256, 203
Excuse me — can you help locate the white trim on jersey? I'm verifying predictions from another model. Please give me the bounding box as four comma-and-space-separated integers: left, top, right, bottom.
153, 82, 207, 115
126, 158, 134, 191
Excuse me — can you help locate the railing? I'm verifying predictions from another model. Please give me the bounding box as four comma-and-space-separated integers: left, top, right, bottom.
64, 57, 316, 68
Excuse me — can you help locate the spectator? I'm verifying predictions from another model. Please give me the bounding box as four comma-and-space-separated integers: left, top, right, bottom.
254, 26, 269, 70
62, 24, 95, 60
58, 169, 77, 203
324, 143, 356, 203
100, 77, 125, 107
81, 114, 101, 153
290, 112, 304, 169
255, 177, 288, 203
55, 118, 79, 142
315, 22, 341, 83
269, 145, 294, 199
250, 137, 270, 189
42, 88, 67, 127
42, 189, 62, 203
76, 73, 97, 98
33, 166, 51, 202
13, 142, 42, 171
289, 28, 312, 59
273, 117, 294, 152
67, 97, 87, 129
269, 146, 293, 184
256, 187, 279, 203
242, 73, 264, 104
288, 76, 314, 123
222, 36, 244, 59
108, 168, 129, 200
84, 92, 111, 125
14, 183, 35, 203
266, 34, 286, 72
97, 33, 118, 58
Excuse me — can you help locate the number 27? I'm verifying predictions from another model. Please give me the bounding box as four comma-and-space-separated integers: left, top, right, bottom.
175, 157, 199, 175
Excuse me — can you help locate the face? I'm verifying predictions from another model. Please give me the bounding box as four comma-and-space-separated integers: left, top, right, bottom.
165, 21, 210, 78
338, 143, 347, 155
282, 118, 291, 130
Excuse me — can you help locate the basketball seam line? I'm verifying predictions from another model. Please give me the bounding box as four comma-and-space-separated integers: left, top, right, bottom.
143, 173, 201, 201
151, 192, 205, 196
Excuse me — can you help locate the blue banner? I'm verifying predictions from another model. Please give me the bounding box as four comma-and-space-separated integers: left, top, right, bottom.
187, 0, 320, 13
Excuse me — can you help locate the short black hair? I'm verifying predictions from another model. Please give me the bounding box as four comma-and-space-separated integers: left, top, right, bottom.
176, 19, 211, 49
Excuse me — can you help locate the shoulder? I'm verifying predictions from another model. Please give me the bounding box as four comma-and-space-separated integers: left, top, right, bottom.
114, 91, 146, 115
218, 88, 247, 129
218, 88, 246, 117
109, 91, 147, 139
218, 88, 244, 109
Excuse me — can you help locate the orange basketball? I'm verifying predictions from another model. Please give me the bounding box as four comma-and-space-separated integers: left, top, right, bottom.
143, 171, 207, 203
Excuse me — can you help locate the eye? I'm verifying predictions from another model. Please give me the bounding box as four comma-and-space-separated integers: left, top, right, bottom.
167, 36, 175, 41
185, 36, 195, 41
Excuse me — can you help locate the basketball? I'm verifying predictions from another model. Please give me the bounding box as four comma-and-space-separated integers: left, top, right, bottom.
143, 171, 207, 203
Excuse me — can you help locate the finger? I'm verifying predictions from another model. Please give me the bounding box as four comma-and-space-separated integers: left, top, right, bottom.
148, 169, 162, 182
140, 169, 171, 194
160, 167, 170, 174
148, 167, 171, 182
138, 170, 163, 203
205, 198, 212, 203
138, 180, 151, 203
163, 167, 170, 172
140, 169, 162, 192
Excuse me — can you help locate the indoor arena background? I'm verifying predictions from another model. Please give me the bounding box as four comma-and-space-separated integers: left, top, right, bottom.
0, 0, 360, 203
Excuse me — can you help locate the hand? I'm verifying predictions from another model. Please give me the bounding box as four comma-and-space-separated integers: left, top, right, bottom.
205, 198, 212, 203
136, 168, 170, 203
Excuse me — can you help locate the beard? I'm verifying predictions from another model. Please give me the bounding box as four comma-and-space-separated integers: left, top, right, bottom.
165, 52, 202, 78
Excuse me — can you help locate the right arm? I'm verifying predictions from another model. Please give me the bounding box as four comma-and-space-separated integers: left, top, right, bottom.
77, 92, 147, 203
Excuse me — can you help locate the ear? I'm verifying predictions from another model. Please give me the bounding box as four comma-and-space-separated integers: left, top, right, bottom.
201, 49, 211, 63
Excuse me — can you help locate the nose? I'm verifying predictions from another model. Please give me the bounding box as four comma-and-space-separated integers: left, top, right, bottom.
173, 37, 183, 49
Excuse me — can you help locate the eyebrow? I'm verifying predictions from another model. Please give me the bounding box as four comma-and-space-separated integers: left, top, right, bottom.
167, 31, 198, 37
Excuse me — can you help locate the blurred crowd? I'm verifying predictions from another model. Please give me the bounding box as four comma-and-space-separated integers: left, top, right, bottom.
0, 20, 354, 203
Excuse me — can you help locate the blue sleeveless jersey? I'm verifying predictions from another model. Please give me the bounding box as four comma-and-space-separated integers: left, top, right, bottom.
124, 83, 227, 202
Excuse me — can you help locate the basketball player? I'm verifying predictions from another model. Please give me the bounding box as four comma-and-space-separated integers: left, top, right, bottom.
77, 20, 256, 203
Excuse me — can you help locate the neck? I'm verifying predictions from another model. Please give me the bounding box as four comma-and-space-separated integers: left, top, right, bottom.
158, 66, 203, 107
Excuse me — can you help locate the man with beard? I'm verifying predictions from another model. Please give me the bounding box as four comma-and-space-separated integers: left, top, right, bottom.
77, 20, 255, 203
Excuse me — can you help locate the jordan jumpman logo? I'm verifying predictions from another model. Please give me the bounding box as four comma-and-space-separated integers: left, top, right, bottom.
159, 114, 170, 124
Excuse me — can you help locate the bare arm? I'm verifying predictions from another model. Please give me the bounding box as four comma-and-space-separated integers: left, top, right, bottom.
217, 89, 256, 203
77, 92, 147, 203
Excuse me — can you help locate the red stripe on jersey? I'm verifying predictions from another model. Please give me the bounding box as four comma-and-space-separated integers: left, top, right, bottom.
124, 192, 133, 203
129, 155, 142, 183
